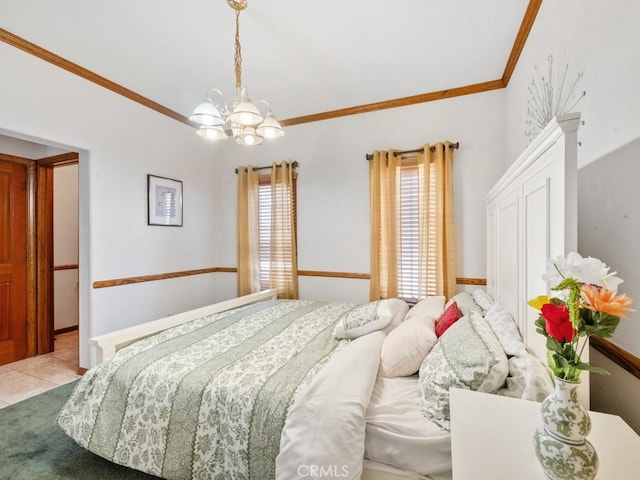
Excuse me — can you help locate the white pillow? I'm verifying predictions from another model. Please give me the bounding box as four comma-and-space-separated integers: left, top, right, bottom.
383, 298, 411, 333
483, 302, 525, 356
497, 349, 554, 402
471, 288, 495, 312
404, 295, 446, 323
334, 298, 408, 339
481, 301, 554, 402
418, 311, 509, 430
378, 296, 445, 377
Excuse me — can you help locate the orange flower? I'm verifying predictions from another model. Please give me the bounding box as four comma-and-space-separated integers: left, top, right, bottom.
581, 285, 635, 319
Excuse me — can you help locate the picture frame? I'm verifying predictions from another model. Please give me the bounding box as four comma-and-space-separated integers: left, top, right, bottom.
147, 174, 183, 226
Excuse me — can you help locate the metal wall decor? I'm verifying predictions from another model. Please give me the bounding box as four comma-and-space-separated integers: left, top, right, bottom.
525, 55, 585, 141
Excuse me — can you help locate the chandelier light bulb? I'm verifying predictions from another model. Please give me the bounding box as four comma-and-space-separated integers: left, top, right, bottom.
189, 100, 224, 126
196, 125, 228, 141
230, 99, 264, 126
241, 127, 263, 146
256, 111, 284, 138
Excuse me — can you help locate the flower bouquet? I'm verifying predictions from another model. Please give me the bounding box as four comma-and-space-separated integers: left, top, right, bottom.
529, 252, 634, 480
528, 252, 634, 382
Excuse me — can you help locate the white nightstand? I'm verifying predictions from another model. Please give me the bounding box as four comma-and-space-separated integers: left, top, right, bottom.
449, 388, 640, 479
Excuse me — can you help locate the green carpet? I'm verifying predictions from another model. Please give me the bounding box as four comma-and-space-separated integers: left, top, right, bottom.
0, 381, 159, 480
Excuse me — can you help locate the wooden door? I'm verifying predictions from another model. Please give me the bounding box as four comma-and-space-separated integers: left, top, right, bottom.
0, 159, 28, 365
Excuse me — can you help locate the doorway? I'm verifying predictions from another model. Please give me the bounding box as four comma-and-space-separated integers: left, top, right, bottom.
51, 161, 80, 345
0, 148, 79, 366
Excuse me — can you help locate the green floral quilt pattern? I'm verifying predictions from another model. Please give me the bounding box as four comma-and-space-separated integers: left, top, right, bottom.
58, 300, 353, 480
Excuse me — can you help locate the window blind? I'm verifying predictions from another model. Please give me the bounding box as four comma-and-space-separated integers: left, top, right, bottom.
398, 163, 437, 301
258, 182, 272, 290
257, 175, 297, 293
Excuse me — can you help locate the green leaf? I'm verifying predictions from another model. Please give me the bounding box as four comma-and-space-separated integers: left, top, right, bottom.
546, 336, 563, 353
562, 342, 577, 358
535, 316, 548, 337
582, 325, 602, 335
556, 354, 570, 368
564, 372, 582, 382
546, 350, 564, 378
593, 313, 621, 338
580, 308, 597, 327
575, 362, 610, 375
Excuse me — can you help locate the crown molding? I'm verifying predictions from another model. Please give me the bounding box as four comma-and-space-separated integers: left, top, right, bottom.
502, 0, 543, 85
280, 79, 506, 127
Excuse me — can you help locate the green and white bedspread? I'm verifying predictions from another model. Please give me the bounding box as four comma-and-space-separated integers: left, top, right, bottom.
58, 300, 363, 480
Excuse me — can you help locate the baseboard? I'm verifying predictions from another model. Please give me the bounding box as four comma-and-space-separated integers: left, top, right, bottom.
54, 325, 78, 335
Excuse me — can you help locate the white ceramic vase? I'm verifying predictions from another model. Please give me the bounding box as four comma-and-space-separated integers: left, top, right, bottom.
533, 376, 599, 480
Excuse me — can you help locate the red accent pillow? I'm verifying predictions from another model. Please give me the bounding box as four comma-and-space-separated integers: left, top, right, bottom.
435, 301, 462, 337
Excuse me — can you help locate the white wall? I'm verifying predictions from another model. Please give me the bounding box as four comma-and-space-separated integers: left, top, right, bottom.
504, 0, 640, 170
577, 138, 640, 356
591, 350, 640, 434
212, 91, 506, 303
502, 0, 640, 426
0, 134, 49, 158
0, 42, 223, 368
53, 164, 79, 331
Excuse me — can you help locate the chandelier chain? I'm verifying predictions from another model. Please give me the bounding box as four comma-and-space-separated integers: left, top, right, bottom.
234, 8, 242, 91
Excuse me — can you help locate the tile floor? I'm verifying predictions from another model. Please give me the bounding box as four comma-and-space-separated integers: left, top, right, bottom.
0, 330, 80, 409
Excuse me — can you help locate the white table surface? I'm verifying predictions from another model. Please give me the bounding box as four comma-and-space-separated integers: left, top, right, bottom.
449, 388, 640, 479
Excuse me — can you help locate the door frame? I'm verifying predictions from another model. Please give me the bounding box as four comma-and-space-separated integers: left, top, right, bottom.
0, 151, 78, 357
36, 152, 79, 354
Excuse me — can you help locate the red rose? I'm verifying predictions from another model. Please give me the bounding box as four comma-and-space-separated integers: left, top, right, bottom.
540, 304, 576, 342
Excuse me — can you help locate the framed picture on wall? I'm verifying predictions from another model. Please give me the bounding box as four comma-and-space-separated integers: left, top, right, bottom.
147, 174, 183, 226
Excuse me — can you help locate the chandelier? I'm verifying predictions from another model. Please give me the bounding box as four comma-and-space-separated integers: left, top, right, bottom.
190, 0, 284, 146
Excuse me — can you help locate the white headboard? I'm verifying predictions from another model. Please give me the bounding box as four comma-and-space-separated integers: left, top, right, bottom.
485, 113, 584, 403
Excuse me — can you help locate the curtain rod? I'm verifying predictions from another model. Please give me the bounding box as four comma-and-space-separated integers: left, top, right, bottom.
235, 161, 299, 174
365, 142, 459, 161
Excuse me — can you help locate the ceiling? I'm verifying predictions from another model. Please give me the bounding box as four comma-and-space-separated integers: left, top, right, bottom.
1, 0, 532, 126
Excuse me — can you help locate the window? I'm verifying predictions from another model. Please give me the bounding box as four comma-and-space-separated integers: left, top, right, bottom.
369, 144, 455, 301
237, 161, 298, 299
398, 162, 437, 301
257, 171, 297, 295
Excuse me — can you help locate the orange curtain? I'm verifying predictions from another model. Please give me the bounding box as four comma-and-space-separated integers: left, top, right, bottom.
269, 161, 299, 299
369, 150, 402, 300
237, 166, 260, 295
419, 142, 457, 298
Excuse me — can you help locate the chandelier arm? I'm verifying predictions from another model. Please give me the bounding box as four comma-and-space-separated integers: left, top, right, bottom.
205, 88, 230, 118
255, 99, 271, 114
206, 88, 225, 102
234, 8, 242, 91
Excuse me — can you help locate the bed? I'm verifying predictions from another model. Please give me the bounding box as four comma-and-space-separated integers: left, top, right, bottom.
58, 113, 580, 479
